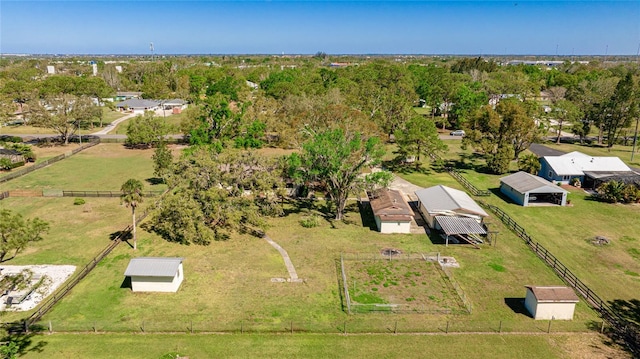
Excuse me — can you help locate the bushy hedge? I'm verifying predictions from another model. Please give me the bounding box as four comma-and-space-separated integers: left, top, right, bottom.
596, 180, 640, 203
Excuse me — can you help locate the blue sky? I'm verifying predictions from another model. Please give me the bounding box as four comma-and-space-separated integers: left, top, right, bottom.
1, 1, 639, 55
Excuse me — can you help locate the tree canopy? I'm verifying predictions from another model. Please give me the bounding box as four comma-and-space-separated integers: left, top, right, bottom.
0, 210, 49, 263
288, 129, 387, 220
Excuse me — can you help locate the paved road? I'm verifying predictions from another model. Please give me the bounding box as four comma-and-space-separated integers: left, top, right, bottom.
90, 113, 137, 135
529, 143, 567, 157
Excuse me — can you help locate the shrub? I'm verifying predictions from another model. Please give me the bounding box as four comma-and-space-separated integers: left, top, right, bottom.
73, 198, 86, 205
517, 153, 541, 175
299, 214, 320, 228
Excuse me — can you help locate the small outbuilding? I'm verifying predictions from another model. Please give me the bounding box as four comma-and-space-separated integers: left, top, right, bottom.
124, 257, 184, 293
524, 286, 579, 320
367, 188, 414, 234
500, 171, 568, 206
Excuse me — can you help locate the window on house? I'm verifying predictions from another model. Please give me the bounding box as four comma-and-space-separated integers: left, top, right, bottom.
548, 171, 553, 178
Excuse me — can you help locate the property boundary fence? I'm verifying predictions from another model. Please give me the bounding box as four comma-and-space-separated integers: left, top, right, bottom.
23, 187, 172, 328
0, 140, 99, 184
0, 191, 8, 201
32, 317, 593, 335
340, 252, 472, 315
62, 190, 163, 198
426, 151, 490, 196
479, 201, 640, 355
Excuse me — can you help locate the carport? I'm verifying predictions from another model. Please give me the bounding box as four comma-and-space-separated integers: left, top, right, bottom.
500, 172, 568, 207
434, 216, 486, 247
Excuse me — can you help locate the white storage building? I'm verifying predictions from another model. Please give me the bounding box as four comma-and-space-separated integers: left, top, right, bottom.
524, 286, 579, 320
124, 257, 184, 293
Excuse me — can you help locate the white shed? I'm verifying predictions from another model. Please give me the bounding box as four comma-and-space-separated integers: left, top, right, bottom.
367, 188, 414, 234
524, 286, 579, 320
124, 257, 184, 293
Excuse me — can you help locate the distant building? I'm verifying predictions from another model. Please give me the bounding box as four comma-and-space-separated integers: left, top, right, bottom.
46, 65, 55, 74
115, 99, 160, 114
124, 257, 184, 293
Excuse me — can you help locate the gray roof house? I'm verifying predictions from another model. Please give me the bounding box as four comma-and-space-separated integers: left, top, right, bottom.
414, 185, 488, 246
124, 257, 184, 292
115, 99, 161, 114
500, 171, 568, 206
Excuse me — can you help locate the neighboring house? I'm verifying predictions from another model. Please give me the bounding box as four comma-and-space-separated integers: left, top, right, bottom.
115, 99, 161, 114
367, 188, 414, 234
524, 286, 579, 320
500, 171, 568, 206
0, 148, 25, 164
489, 94, 520, 106
539, 151, 634, 187
124, 257, 184, 293
161, 99, 188, 114
115, 92, 143, 101
414, 185, 489, 246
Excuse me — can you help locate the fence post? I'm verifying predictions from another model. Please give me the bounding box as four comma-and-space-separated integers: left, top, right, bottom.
394, 320, 398, 334
141, 321, 145, 333
498, 320, 502, 333
190, 320, 193, 334
290, 320, 293, 334
241, 321, 243, 334
600, 321, 605, 334
48, 320, 52, 333
547, 320, 552, 333
445, 321, 449, 333
94, 321, 97, 333
343, 321, 347, 335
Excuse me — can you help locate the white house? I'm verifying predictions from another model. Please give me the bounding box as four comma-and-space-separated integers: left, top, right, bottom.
500, 171, 568, 206
524, 286, 579, 320
124, 257, 184, 293
367, 188, 414, 234
539, 151, 634, 187
162, 99, 188, 113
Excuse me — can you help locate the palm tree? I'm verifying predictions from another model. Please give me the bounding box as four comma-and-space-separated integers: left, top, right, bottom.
121, 179, 144, 250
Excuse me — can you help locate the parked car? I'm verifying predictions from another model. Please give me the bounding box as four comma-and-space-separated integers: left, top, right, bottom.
450, 130, 466, 136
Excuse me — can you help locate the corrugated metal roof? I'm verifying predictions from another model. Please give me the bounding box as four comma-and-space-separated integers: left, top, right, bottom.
414, 185, 488, 218
435, 216, 486, 235
525, 286, 579, 303
500, 171, 568, 194
368, 189, 414, 222
124, 257, 183, 277
544, 154, 632, 176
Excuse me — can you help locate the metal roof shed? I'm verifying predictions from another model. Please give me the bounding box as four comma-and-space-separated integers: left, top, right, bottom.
414, 185, 488, 229
500, 172, 568, 206
124, 257, 184, 293
524, 286, 579, 320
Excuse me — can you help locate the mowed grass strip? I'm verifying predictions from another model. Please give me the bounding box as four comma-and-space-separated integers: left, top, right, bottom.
18, 332, 614, 359
0, 143, 164, 191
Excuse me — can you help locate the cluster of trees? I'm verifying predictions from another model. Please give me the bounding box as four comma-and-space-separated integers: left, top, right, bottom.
0, 210, 49, 263
596, 181, 640, 204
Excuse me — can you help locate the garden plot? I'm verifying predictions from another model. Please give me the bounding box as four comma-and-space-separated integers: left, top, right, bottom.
342, 256, 466, 314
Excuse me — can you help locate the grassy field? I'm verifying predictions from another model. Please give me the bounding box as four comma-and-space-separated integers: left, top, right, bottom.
18, 332, 627, 359
1, 108, 124, 135
0, 143, 165, 191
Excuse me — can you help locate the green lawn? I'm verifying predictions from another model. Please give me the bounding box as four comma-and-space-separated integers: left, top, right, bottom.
19, 332, 613, 359
0, 143, 165, 191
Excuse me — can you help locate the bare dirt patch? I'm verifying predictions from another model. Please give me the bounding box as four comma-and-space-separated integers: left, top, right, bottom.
0, 265, 76, 312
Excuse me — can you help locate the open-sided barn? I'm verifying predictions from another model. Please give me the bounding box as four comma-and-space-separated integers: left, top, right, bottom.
500, 171, 568, 206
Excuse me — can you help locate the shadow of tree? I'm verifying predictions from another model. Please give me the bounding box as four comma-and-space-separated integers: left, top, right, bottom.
145, 177, 164, 185
109, 230, 132, 242
1, 322, 48, 358
608, 299, 640, 326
